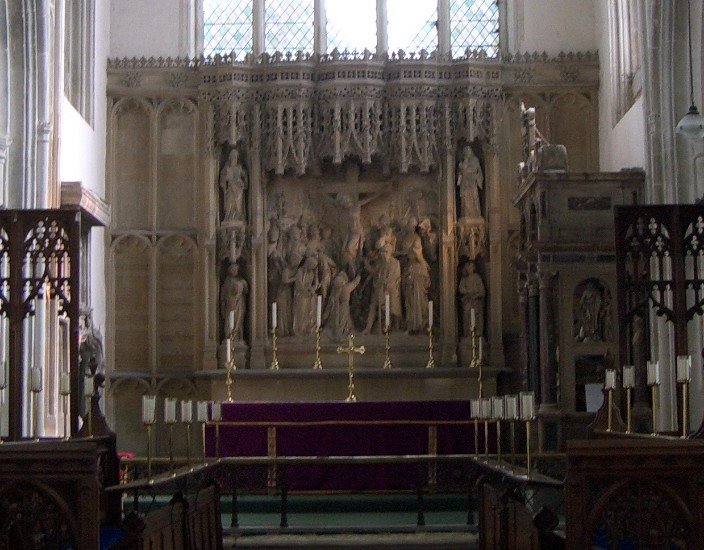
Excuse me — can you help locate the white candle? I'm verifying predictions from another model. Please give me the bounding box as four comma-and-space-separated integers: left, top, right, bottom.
83, 375, 94, 397
604, 369, 616, 390
520, 391, 535, 420
480, 397, 492, 420
622, 365, 635, 389
428, 300, 433, 327
30, 367, 42, 393
59, 373, 71, 396
181, 400, 193, 423
229, 310, 235, 332
142, 395, 156, 424
647, 361, 660, 386
470, 399, 480, 419
316, 295, 322, 328
470, 308, 476, 329
504, 395, 518, 420
164, 397, 177, 423
211, 401, 222, 422
225, 339, 232, 364
197, 400, 209, 422
272, 302, 277, 331
676, 355, 692, 383
385, 294, 390, 328
492, 396, 505, 419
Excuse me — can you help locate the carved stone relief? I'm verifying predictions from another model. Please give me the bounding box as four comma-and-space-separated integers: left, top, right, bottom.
573, 278, 613, 343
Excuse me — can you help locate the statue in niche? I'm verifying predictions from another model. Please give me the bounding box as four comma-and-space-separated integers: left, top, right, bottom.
220, 261, 248, 341
418, 217, 438, 264
457, 145, 483, 219
275, 225, 306, 336
363, 237, 402, 334
458, 261, 486, 338
79, 309, 104, 416
403, 232, 431, 333
458, 222, 486, 261
574, 279, 612, 342
219, 148, 248, 222
292, 255, 320, 336
323, 271, 361, 337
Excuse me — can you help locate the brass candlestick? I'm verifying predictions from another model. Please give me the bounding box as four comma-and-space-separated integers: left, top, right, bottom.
185, 422, 192, 469
337, 334, 365, 403
510, 420, 516, 470
470, 324, 483, 398
167, 422, 175, 475
313, 327, 323, 369
526, 419, 532, 478
626, 387, 632, 434
201, 421, 207, 463
496, 420, 502, 464
607, 388, 614, 432
681, 380, 690, 438
382, 325, 392, 369
425, 325, 435, 369
145, 422, 154, 481
483, 420, 489, 458
651, 384, 659, 436
225, 337, 236, 403
31, 389, 40, 441
270, 329, 280, 371
215, 422, 221, 458
87, 398, 93, 438
473, 418, 479, 457
0, 381, 5, 444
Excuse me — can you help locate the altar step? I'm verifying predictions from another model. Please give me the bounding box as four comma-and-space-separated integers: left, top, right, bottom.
225, 531, 478, 549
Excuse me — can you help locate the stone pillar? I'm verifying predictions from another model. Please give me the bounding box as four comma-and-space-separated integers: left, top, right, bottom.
0, 136, 10, 206
485, 129, 504, 367
252, 0, 265, 57
517, 280, 529, 390
248, 104, 267, 368
376, 0, 388, 55
538, 270, 558, 411
314, 0, 327, 55
437, 0, 450, 56
439, 102, 457, 366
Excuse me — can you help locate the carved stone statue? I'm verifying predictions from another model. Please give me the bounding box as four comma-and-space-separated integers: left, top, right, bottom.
418, 217, 438, 264
459, 261, 486, 337
457, 145, 483, 219
574, 279, 611, 342
403, 227, 431, 333
323, 271, 361, 336
292, 255, 320, 336
219, 148, 248, 222
363, 239, 402, 334
220, 262, 248, 341
79, 310, 104, 415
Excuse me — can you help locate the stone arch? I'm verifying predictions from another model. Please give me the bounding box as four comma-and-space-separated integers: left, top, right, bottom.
111, 97, 155, 229
155, 234, 198, 374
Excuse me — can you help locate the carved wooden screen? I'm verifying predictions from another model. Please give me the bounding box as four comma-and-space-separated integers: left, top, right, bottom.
615, 205, 704, 431
0, 210, 80, 440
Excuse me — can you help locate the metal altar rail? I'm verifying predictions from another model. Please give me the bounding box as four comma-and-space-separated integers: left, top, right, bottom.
110, 453, 565, 542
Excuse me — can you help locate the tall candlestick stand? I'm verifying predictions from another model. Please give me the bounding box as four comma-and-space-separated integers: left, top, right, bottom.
0, 381, 5, 444
269, 329, 280, 371
473, 418, 479, 457
382, 325, 392, 369
470, 324, 483, 398
681, 380, 689, 438
215, 422, 221, 458
145, 422, 154, 481
510, 420, 516, 470
526, 419, 532, 477
185, 422, 192, 469
225, 337, 236, 403
625, 387, 632, 434
312, 327, 322, 370
651, 384, 659, 436
425, 324, 435, 369
483, 420, 489, 458
495, 420, 502, 464
337, 334, 365, 403
201, 421, 207, 463
31, 388, 40, 441
87, 398, 93, 438
167, 422, 175, 475
607, 388, 614, 432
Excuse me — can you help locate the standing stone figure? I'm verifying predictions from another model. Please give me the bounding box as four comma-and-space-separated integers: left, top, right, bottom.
220, 148, 248, 222
457, 145, 483, 219
292, 255, 320, 336
459, 261, 486, 337
363, 240, 402, 334
220, 262, 248, 341
403, 232, 431, 333
323, 271, 361, 336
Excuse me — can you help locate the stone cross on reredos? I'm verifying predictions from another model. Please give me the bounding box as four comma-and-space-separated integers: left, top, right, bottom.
315, 163, 392, 267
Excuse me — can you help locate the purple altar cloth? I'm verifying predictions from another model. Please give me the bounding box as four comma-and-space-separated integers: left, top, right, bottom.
205, 400, 488, 491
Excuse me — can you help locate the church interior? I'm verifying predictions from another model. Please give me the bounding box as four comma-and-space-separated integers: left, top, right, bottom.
1, 0, 704, 548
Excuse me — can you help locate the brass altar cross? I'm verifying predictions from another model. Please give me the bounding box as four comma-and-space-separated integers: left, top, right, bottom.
336, 334, 365, 402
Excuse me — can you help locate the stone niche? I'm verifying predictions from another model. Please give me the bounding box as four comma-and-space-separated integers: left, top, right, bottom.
265, 160, 441, 368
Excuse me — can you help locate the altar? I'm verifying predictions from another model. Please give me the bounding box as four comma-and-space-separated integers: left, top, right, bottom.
205, 400, 485, 491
